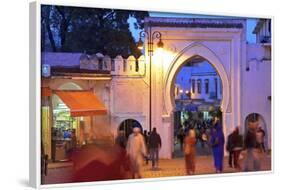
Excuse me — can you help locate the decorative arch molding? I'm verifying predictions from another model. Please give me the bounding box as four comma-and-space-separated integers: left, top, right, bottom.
117, 118, 143, 129
244, 112, 268, 147
50, 80, 88, 91
244, 112, 267, 130
163, 42, 230, 115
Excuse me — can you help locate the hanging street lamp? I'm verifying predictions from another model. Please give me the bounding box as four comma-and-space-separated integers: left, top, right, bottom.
137, 22, 164, 132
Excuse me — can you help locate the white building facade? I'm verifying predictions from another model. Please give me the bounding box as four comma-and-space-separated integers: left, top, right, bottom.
175, 61, 222, 102
142, 17, 271, 158
42, 17, 271, 159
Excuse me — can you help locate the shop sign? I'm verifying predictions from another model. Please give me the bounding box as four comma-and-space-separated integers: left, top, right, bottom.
42, 64, 51, 77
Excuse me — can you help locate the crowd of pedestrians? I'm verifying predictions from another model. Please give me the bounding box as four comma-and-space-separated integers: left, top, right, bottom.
114, 115, 268, 178
177, 116, 267, 175
44, 115, 268, 184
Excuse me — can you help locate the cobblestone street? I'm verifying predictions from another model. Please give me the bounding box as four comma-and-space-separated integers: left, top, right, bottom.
44, 152, 271, 184
142, 153, 271, 178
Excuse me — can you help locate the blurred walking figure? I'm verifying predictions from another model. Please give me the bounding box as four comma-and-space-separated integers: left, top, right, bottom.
72, 144, 132, 182
148, 127, 162, 170
143, 130, 150, 164
210, 117, 225, 173
200, 128, 208, 148
226, 129, 235, 168
115, 130, 127, 149
244, 123, 261, 171
183, 128, 197, 175
232, 127, 243, 170
177, 126, 185, 151
126, 127, 147, 178
256, 127, 266, 153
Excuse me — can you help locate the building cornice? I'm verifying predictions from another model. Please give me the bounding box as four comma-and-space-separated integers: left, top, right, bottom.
145, 17, 245, 29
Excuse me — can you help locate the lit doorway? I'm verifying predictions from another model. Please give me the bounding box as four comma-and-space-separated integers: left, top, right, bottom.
173, 56, 223, 158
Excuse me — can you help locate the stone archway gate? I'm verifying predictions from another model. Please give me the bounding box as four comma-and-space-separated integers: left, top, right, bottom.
144, 18, 246, 158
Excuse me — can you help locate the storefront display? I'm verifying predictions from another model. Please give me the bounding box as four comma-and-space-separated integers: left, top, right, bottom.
51, 102, 78, 161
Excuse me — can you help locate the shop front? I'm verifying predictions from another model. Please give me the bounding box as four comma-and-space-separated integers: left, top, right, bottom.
42, 88, 107, 162
51, 97, 78, 162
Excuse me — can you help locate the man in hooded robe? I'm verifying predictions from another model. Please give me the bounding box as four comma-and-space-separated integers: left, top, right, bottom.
126, 127, 147, 178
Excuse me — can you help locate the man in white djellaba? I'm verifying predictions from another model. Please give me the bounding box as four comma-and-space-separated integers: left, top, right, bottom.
126, 126, 147, 178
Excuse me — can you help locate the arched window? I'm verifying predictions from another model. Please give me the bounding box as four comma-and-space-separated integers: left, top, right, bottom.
214, 78, 218, 98
268, 20, 271, 33
192, 79, 195, 93
197, 79, 202, 94
204, 79, 209, 94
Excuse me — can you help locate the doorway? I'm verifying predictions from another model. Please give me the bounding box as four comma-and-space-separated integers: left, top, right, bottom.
118, 119, 143, 139
245, 113, 268, 149
172, 56, 223, 157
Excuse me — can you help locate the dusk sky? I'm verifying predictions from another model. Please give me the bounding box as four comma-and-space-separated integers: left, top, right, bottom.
128, 12, 257, 43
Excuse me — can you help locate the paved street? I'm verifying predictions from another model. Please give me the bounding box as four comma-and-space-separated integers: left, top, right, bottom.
142, 153, 271, 178
44, 151, 271, 184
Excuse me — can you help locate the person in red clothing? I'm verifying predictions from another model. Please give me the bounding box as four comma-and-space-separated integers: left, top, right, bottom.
183, 129, 197, 175
72, 144, 132, 182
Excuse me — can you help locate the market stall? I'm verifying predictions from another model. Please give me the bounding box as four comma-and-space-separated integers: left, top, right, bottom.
50, 90, 107, 161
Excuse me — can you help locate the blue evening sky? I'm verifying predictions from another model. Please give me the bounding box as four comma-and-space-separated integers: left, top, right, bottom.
128, 12, 257, 43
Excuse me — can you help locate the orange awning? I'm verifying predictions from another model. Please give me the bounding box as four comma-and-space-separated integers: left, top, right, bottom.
42, 87, 52, 97
54, 91, 107, 117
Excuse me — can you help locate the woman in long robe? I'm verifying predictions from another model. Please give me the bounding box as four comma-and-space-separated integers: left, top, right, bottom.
210, 119, 225, 173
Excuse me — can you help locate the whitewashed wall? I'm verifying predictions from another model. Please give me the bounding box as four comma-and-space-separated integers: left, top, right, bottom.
144, 18, 247, 158
41, 17, 271, 158
242, 44, 271, 148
